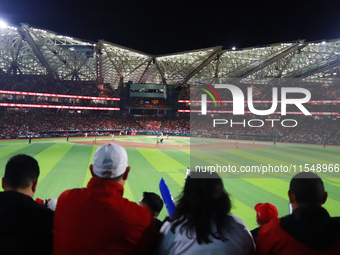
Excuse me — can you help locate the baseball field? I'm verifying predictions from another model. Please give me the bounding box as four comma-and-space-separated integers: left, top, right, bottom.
0, 136, 339, 230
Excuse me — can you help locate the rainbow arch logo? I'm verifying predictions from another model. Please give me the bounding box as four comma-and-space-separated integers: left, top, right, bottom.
198, 83, 222, 106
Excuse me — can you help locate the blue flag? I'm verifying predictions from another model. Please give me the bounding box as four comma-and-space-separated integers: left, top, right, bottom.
159, 178, 175, 218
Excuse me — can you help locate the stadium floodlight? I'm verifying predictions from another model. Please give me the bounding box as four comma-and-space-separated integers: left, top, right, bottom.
322, 41, 326, 44
0, 20, 7, 29
232, 47, 236, 50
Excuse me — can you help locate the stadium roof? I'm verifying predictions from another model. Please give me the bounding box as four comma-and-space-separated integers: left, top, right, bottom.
0, 23, 339, 88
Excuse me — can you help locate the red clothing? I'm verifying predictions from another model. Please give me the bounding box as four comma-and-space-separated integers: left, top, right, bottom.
52, 178, 157, 255
257, 218, 340, 255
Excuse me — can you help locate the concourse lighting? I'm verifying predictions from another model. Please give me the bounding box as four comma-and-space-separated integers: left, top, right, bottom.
0, 20, 7, 29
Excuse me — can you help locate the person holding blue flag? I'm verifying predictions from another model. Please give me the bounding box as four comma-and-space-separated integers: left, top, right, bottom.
157, 171, 255, 255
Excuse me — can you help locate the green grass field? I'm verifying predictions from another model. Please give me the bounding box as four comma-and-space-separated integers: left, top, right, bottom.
0, 136, 339, 230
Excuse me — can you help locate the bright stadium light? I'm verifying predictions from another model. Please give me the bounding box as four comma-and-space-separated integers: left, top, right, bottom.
0, 20, 7, 29
322, 41, 326, 45
232, 47, 236, 50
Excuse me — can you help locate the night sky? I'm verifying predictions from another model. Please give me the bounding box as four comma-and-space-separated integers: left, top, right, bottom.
1, 0, 340, 55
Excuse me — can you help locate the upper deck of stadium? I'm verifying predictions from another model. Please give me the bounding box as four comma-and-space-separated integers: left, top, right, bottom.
0, 23, 340, 89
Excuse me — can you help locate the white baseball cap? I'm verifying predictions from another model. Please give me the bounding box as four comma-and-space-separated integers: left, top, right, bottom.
93, 144, 128, 178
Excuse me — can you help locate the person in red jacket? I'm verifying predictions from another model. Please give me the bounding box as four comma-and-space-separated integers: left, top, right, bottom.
52, 143, 157, 255
250, 202, 278, 242
257, 172, 340, 255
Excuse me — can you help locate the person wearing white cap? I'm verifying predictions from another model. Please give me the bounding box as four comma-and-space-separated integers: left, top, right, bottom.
52, 144, 157, 255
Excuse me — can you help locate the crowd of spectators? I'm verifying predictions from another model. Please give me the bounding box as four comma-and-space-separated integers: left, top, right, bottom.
0, 111, 143, 137
1, 110, 339, 144
0, 95, 116, 108
163, 119, 190, 133
2, 73, 339, 102
304, 85, 340, 100
136, 119, 162, 130
99, 83, 116, 98
1, 146, 339, 254
0, 111, 188, 137
0, 72, 34, 92
0, 73, 115, 97
187, 102, 340, 113
0, 73, 339, 144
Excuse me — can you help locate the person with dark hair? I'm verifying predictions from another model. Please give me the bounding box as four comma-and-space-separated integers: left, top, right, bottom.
257, 172, 340, 254
157, 171, 255, 255
53, 144, 157, 255
0, 154, 54, 255
140, 192, 164, 229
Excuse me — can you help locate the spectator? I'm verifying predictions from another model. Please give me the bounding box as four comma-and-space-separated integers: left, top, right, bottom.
52, 143, 157, 255
0, 154, 54, 255
250, 203, 278, 242
157, 171, 255, 255
139, 192, 164, 230
257, 172, 340, 254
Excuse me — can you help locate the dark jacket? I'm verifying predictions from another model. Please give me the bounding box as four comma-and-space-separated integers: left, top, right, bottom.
250, 226, 260, 243
0, 191, 54, 255
257, 205, 340, 255
280, 205, 340, 250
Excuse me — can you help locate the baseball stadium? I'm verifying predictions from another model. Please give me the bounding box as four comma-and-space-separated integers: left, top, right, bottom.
0, 21, 340, 252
